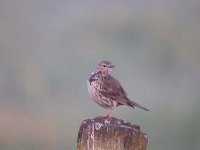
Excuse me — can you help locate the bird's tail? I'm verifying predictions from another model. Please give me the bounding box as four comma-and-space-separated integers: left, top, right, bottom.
126, 98, 149, 111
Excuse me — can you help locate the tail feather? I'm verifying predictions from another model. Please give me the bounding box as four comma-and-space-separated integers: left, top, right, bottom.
127, 100, 149, 111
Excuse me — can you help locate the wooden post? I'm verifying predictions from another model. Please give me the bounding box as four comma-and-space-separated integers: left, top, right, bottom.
77, 117, 148, 150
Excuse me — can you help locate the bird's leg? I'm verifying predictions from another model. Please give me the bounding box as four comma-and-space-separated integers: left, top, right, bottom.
103, 112, 110, 119
103, 108, 113, 119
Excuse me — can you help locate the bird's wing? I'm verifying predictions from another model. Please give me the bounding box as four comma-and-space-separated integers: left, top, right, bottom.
99, 75, 128, 104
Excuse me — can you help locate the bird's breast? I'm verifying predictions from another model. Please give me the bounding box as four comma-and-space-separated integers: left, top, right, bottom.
88, 72, 101, 85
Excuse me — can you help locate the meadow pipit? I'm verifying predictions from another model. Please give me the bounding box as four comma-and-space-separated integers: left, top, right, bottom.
87, 60, 149, 118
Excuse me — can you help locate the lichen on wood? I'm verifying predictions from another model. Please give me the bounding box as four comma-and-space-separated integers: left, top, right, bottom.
77, 117, 148, 150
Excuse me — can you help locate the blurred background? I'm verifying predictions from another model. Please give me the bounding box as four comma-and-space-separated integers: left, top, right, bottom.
1, 0, 200, 150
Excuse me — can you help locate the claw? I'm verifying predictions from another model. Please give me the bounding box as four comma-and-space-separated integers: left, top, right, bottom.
103, 113, 110, 119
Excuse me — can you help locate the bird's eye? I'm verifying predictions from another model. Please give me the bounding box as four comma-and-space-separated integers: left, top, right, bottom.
103, 65, 106, 67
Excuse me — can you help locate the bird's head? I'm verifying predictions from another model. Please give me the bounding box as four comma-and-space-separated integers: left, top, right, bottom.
95, 60, 115, 74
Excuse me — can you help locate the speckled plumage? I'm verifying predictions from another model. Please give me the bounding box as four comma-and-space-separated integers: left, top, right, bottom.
87, 60, 149, 117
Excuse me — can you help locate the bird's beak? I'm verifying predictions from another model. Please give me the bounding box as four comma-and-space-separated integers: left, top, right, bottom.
111, 65, 115, 68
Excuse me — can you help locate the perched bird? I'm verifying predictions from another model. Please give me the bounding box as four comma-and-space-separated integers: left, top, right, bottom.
87, 60, 149, 118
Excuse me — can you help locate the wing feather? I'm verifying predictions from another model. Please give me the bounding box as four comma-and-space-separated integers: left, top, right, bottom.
99, 75, 127, 103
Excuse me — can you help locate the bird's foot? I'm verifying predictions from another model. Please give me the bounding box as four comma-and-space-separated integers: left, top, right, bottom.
103, 113, 110, 119
95, 113, 110, 120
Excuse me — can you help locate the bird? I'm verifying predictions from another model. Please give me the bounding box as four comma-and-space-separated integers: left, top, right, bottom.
87, 60, 149, 118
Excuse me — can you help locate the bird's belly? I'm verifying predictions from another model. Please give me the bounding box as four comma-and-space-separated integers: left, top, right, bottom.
87, 81, 99, 101
87, 81, 117, 109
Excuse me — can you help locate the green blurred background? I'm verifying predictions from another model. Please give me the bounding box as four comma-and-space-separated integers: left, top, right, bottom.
1, 0, 200, 150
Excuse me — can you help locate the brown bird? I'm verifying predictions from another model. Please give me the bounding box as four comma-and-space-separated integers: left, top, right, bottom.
87, 60, 149, 118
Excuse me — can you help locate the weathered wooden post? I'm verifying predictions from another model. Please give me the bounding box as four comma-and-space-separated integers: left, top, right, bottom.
77, 117, 148, 150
